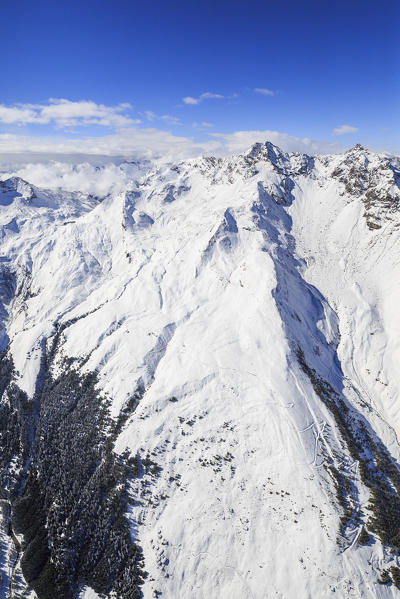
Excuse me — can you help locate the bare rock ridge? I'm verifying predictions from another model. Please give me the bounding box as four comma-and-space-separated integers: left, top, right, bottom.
0, 141, 400, 598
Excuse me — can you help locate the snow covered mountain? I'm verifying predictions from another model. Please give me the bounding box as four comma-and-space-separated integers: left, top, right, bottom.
0, 141, 400, 598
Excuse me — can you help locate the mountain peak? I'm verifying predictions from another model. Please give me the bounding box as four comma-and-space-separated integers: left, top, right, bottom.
347, 143, 366, 153
1, 175, 32, 189
245, 140, 288, 165
0, 176, 36, 202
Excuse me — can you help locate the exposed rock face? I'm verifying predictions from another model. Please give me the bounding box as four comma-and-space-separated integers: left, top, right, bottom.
0, 143, 400, 598
331, 144, 400, 229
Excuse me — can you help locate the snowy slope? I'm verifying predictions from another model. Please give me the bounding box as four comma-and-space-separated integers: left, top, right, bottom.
0, 142, 400, 598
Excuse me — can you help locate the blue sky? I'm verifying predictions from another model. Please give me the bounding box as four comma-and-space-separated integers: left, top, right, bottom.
0, 0, 398, 158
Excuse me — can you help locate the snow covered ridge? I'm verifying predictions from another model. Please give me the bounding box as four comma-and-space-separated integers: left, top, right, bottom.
1, 141, 400, 597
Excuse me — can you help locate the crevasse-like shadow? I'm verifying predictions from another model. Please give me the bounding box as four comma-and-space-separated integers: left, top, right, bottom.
253, 178, 400, 559
0, 263, 15, 351
253, 180, 343, 390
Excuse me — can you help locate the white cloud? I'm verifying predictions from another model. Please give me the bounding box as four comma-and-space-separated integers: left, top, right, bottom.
0, 127, 352, 195
1, 161, 144, 196
0, 128, 220, 161
333, 124, 359, 135
0, 127, 345, 169
183, 92, 225, 105
0, 99, 138, 128
210, 129, 344, 155
160, 115, 182, 125
144, 111, 156, 121
192, 121, 214, 129
254, 88, 275, 96
182, 97, 200, 105
142, 111, 181, 125
0, 105, 39, 124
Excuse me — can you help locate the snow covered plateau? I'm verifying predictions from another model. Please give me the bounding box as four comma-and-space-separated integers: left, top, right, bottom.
0, 142, 400, 598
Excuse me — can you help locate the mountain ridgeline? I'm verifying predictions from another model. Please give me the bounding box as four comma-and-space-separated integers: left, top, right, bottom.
0, 142, 400, 598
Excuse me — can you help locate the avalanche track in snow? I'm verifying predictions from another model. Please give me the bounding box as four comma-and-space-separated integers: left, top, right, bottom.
0, 142, 400, 598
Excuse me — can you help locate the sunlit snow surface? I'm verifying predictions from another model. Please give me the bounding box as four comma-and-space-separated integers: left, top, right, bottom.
1, 143, 400, 597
